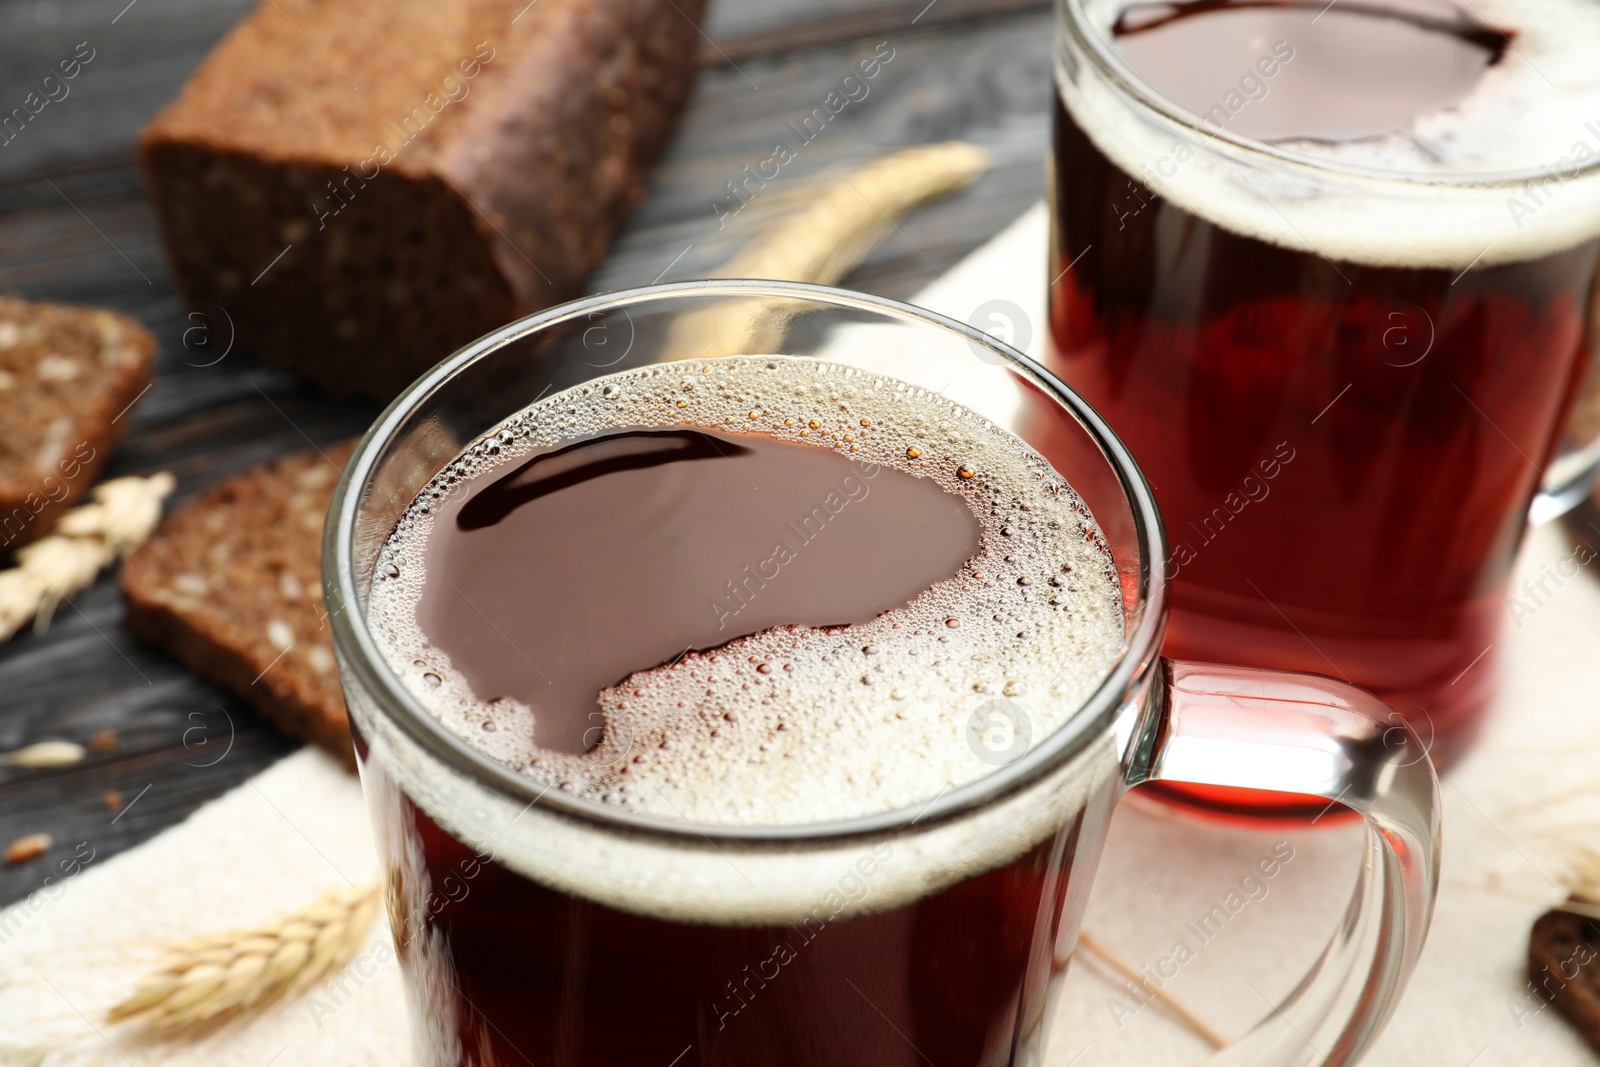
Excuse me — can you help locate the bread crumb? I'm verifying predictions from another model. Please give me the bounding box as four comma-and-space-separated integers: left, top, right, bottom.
5, 833, 51, 864
0, 741, 86, 768
104, 788, 124, 811
88, 727, 118, 753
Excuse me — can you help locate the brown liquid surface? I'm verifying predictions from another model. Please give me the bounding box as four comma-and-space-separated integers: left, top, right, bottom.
416, 429, 981, 754
1113, 0, 1508, 142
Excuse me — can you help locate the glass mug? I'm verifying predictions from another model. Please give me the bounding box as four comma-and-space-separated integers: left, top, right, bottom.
325, 282, 1439, 1067
1048, 0, 1600, 817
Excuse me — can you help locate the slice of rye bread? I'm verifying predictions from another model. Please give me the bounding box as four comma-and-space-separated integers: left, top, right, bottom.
0, 297, 154, 552
1529, 907, 1600, 1051
121, 442, 357, 766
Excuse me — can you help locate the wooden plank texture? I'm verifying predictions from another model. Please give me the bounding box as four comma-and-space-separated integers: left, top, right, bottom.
0, 0, 1056, 906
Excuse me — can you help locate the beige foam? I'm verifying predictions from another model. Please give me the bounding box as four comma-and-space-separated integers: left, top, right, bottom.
1064, 0, 1600, 268
368, 356, 1127, 829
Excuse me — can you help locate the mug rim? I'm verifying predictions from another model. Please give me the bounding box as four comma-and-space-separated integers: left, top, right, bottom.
324, 279, 1169, 843
1057, 0, 1600, 189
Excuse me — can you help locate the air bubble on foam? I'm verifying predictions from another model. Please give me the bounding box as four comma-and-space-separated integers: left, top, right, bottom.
368, 356, 1127, 827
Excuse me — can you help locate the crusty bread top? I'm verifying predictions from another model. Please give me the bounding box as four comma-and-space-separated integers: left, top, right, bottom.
137, 0, 584, 169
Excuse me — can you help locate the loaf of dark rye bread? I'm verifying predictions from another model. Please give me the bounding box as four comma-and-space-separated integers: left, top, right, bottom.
0, 297, 153, 552
139, 0, 704, 401
121, 443, 356, 764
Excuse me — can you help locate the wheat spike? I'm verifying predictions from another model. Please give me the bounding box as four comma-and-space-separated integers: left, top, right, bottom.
667, 141, 992, 356
56, 471, 177, 555
107, 881, 380, 1032
710, 141, 992, 284
1562, 845, 1600, 906
0, 472, 175, 642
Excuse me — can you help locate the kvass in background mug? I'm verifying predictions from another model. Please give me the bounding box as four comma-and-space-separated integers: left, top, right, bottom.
1049, 0, 1600, 815
328, 283, 1438, 1066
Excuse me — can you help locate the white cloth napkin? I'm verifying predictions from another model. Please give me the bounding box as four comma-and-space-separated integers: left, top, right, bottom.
3, 204, 1597, 1066
0, 748, 401, 1066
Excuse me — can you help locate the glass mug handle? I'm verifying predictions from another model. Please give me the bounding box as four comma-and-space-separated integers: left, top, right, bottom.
1530, 350, 1600, 524
1121, 660, 1440, 1066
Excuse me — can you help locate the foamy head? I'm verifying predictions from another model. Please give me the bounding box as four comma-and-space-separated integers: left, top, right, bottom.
1063, 0, 1600, 267
367, 357, 1126, 830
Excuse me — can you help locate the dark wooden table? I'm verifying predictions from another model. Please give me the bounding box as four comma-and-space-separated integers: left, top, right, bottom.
0, 0, 1056, 905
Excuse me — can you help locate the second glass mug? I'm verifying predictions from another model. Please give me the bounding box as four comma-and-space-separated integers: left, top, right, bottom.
326, 282, 1438, 1067
1048, 0, 1600, 816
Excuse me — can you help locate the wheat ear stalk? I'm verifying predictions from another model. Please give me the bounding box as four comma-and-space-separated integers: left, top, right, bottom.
1076, 929, 1228, 1050
107, 881, 380, 1032
709, 141, 993, 285
667, 141, 992, 356
0, 472, 175, 642
1560, 845, 1600, 914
